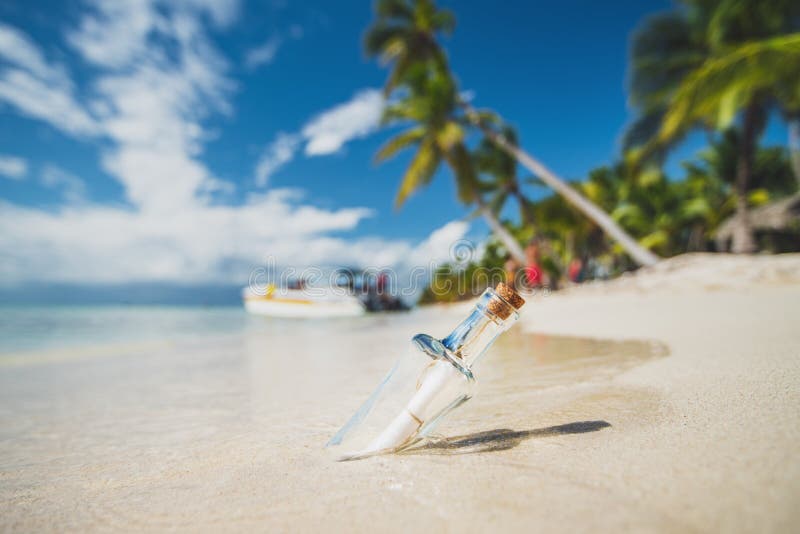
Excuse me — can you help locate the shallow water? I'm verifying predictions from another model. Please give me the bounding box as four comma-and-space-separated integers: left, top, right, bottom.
0, 305, 667, 530
0, 305, 248, 355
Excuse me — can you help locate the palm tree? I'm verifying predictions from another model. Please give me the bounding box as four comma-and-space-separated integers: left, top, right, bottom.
543, 163, 688, 258
657, 33, 800, 183
624, 7, 710, 159
472, 126, 536, 227
374, 61, 527, 263
461, 106, 660, 266
366, 0, 660, 267
681, 130, 796, 249
627, 0, 800, 253
364, 0, 454, 95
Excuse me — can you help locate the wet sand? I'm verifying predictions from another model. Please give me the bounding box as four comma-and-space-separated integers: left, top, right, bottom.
2, 263, 799, 531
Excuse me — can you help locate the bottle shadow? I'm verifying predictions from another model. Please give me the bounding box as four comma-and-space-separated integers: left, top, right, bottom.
398, 420, 611, 456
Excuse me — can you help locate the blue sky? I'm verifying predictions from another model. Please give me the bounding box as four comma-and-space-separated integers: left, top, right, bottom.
0, 0, 789, 291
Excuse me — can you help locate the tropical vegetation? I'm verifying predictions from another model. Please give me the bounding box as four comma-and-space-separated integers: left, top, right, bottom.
364, 0, 800, 302
626, 0, 800, 252
365, 0, 659, 267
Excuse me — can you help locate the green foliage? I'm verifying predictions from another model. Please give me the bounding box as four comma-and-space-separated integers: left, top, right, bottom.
624, 0, 800, 253
419, 137, 798, 303
544, 138, 796, 260
374, 127, 426, 162
626, 0, 800, 161
370, 0, 800, 303
418, 228, 522, 305
368, 0, 657, 267
367, 0, 479, 209
395, 137, 441, 207
364, 0, 454, 95
657, 33, 800, 147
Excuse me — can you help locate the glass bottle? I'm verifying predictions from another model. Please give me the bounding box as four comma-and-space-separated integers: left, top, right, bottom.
326, 282, 525, 460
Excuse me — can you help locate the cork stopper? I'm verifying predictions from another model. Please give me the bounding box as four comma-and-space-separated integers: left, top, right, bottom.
495, 282, 525, 309
487, 282, 525, 319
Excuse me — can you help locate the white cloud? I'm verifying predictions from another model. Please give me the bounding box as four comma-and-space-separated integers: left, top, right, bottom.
0, 193, 467, 285
66, 0, 240, 69
302, 89, 384, 156
0, 155, 27, 180
180, 0, 241, 28
244, 21, 304, 70
253, 89, 385, 184
0, 10, 238, 208
66, 0, 157, 69
255, 132, 300, 185
245, 36, 281, 70
0, 23, 99, 137
405, 221, 471, 268
65, 1, 237, 212
0, 69, 99, 136
40, 165, 87, 204
0, 22, 66, 82
0, 2, 467, 289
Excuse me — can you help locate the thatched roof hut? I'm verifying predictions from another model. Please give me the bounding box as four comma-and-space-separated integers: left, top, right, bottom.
715, 193, 800, 251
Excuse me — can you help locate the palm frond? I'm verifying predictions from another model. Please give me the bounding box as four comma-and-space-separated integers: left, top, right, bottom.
383, 53, 412, 94
473, 126, 517, 184
434, 121, 463, 150
381, 95, 430, 124
628, 12, 705, 108
486, 190, 509, 216
657, 33, 800, 145
363, 24, 406, 57
444, 142, 478, 204
638, 229, 670, 250
622, 108, 666, 151
394, 139, 441, 207
375, 0, 414, 21
374, 126, 426, 162
431, 9, 455, 34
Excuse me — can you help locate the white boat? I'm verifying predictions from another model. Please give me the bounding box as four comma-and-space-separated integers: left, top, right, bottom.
242, 285, 366, 318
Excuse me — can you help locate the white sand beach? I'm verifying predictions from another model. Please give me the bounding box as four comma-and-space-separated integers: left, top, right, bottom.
1, 254, 799, 532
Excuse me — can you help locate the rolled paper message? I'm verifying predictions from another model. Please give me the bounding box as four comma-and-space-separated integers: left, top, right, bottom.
365, 360, 458, 452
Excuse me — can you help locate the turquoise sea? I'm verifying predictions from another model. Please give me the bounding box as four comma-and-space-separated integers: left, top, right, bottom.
0, 302, 663, 529
0, 305, 254, 356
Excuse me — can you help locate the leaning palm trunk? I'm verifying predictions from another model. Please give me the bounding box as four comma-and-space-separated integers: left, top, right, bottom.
512, 190, 536, 227
463, 106, 660, 267
788, 115, 800, 188
475, 197, 526, 264
731, 104, 759, 254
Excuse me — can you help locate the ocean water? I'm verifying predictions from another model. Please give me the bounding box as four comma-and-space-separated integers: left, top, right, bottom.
0, 304, 666, 529
0, 305, 257, 356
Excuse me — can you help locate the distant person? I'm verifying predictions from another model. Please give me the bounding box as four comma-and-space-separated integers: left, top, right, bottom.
568, 257, 584, 284
524, 239, 547, 288
289, 278, 307, 291
376, 271, 392, 306
376, 271, 388, 294
504, 255, 520, 286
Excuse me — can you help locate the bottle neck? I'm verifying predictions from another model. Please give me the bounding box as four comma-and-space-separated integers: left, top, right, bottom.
441, 289, 519, 367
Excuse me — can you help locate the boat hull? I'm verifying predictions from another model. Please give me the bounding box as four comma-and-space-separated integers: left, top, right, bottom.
243, 289, 365, 318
